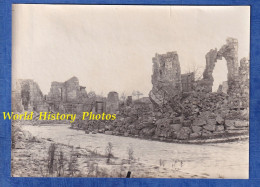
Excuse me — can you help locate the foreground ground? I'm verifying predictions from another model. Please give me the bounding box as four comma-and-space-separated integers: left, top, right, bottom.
12, 123, 248, 178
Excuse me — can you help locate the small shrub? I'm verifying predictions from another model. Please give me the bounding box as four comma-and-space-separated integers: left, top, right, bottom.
47, 143, 57, 175
68, 148, 78, 176
127, 147, 134, 164
106, 142, 113, 164
159, 159, 165, 167
57, 149, 65, 177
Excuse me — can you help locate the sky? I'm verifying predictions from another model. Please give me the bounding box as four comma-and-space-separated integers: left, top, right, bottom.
12, 5, 250, 97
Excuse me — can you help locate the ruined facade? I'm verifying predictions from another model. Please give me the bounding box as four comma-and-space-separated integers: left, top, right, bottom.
12, 79, 49, 112
12, 38, 249, 143
47, 77, 88, 104
181, 72, 195, 93
139, 37, 249, 141
126, 96, 133, 106
199, 37, 249, 109
149, 52, 182, 106
46, 77, 89, 113
201, 38, 240, 93
12, 76, 121, 115
106, 91, 119, 114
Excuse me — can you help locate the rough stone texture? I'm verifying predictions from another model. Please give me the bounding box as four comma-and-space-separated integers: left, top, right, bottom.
225, 120, 235, 127
202, 129, 213, 138
12, 38, 248, 143
234, 121, 249, 128
106, 92, 119, 114
193, 118, 206, 126
12, 79, 46, 112
202, 48, 218, 92
200, 38, 239, 93
216, 125, 225, 132
207, 119, 217, 126
46, 77, 89, 113
203, 124, 216, 132
190, 132, 201, 139
216, 115, 224, 125
176, 127, 191, 140
218, 38, 239, 86
96, 38, 249, 142
149, 52, 182, 106
181, 72, 195, 92
12, 81, 24, 113
237, 57, 250, 108
170, 124, 182, 132
192, 126, 202, 133
126, 96, 133, 106
47, 76, 88, 104
217, 81, 228, 94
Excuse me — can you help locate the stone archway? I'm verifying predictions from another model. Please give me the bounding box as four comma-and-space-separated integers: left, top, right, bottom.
202, 38, 239, 93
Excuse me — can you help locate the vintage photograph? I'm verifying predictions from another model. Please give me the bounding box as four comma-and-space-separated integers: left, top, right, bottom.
11, 5, 250, 178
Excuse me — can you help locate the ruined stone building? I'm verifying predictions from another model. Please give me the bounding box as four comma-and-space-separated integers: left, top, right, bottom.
12, 79, 49, 113
149, 51, 195, 106
12, 76, 121, 115
46, 76, 89, 113
181, 72, 195, 93
199, 37, 249, 109
145, 37, 249, 140
149, 38, 249, 109
149, 52, 182, 106
201, 38, 242, 93
106, 91, 119, 114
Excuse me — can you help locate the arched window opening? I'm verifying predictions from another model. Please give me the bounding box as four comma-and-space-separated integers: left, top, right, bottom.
212, 59, 228, 92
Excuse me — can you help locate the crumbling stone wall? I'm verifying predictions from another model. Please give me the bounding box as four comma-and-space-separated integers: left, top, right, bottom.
106, 91, 119, 114
47, 76, 88, 103
149, 52, 182, 107
200, 38, 239, 93
46, 76, 89, 113
12, 79, 46, 112
181, 72, 195, 92
94, 37, 249, 142
12, 81, 24, 113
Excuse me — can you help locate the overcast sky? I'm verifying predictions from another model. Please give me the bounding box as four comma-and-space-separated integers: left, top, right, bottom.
12, 5, 250, 97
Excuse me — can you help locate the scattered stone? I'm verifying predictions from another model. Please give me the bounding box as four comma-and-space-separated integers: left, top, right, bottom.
207, 119, 216, 126
177, 127, 191, 140
182, 120, 192, 127
193, 119, 206, 126
105, 131, 113, 135
203, 124, 216, 132
225, 120, 235, 127
234, 121, 249, 128
216, 125, 225, 132
202, 130, 212, 138
190, 132, 201, 139
192, 126, 202, 133
170, 124, 182, 132
216, 115, 224, 125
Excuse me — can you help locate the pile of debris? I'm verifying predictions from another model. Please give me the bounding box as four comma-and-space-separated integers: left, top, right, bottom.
78, 38, 249, 142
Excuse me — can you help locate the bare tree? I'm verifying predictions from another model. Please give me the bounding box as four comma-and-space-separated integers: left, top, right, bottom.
185, 63, 203, 81
120, 92, 127, 102
87, 91, 97, 112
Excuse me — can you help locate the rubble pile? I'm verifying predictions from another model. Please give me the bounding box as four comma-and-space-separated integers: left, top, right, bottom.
12, 37, 249, 143
80, 37, 249, 142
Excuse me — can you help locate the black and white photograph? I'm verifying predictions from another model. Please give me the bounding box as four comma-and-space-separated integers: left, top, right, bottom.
11, 5, 250, 178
